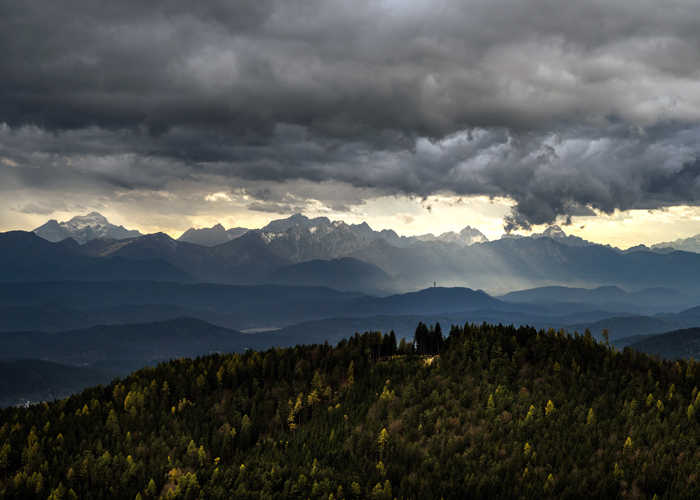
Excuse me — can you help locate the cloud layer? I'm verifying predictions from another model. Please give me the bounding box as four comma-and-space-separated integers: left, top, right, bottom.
2, 0, 700, 229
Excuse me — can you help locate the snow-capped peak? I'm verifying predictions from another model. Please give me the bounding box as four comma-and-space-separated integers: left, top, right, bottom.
64, 212, 110, 231
541, 225, 567, 238
33, 212, 141, 244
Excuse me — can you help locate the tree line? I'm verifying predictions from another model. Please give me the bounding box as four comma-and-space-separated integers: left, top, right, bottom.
1, 322, 700, 498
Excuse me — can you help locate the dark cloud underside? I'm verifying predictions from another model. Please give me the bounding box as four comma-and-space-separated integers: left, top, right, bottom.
2, 0, 700, 228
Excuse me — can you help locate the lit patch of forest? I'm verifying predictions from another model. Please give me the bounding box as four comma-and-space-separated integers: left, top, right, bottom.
1, 322, 700, 499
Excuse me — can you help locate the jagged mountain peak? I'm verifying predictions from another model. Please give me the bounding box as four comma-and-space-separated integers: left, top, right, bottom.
651, 233, 700, 253
347, 222, 488, 247
459, 226, 489, 244
258, 219, 369, 263
499, 225, 595, 248
541, 225, 567, 238
177, 223, 237, 247
261, 213, 332, 233
33, 212, 141, 244
348, 221, 376, 239
74, 211, 107, 221
412, 226, 488, 246
63, 212, 110, 231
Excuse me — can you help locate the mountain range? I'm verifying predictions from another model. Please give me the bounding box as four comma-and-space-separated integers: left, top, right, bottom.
651, 234, 700, 253
1, 212, 698, 296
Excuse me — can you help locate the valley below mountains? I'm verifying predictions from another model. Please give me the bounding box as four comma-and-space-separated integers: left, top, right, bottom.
4, 212, 700, 407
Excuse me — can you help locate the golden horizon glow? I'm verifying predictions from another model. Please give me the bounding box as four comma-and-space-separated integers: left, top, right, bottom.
4, 191, 700, 250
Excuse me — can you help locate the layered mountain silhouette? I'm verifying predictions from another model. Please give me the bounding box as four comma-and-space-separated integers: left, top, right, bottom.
0, 231, 194, 283
2, 276, 700, 405
13, 211, 700, 407
11, 211, 700, 294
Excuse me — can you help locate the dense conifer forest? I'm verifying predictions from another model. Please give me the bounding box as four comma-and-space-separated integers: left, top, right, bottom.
2, 322, 700, 499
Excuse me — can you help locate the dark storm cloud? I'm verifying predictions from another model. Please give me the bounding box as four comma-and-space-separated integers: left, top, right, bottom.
2, 0, 700, 228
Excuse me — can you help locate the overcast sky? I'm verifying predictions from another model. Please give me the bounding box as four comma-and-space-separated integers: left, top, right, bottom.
2, 0, 700, 246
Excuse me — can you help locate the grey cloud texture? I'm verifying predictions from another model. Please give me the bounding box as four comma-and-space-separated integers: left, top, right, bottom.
2, 0, 700, 229
15, 200, 87, 216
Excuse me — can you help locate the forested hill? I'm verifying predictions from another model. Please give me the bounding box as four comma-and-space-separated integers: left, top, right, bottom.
2, 324, 700, 499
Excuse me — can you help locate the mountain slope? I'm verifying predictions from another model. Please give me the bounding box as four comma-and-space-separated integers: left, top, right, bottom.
262, 222, 372, 263
0, 281, 365, 313
0, 317, 257, 370
464, 238, 700, 293
0, 303, 100, 333
261, 213, 331, 232
630, 327, 700, 359
499, 285, 697, 309
239, 286, 508, 325
347, 286, 503, 315
205, 230, 291, 282
422, 226, 489, 245
565, 315, 687, 342
0, 231, 194, 283
348, 221, 488, 247
264, 257, 394, 293
501, 285, 631, 303
78, 230, 291, 284
0, 302, 236, 333
0, 359, 113, 407
177, 224, 234, 246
